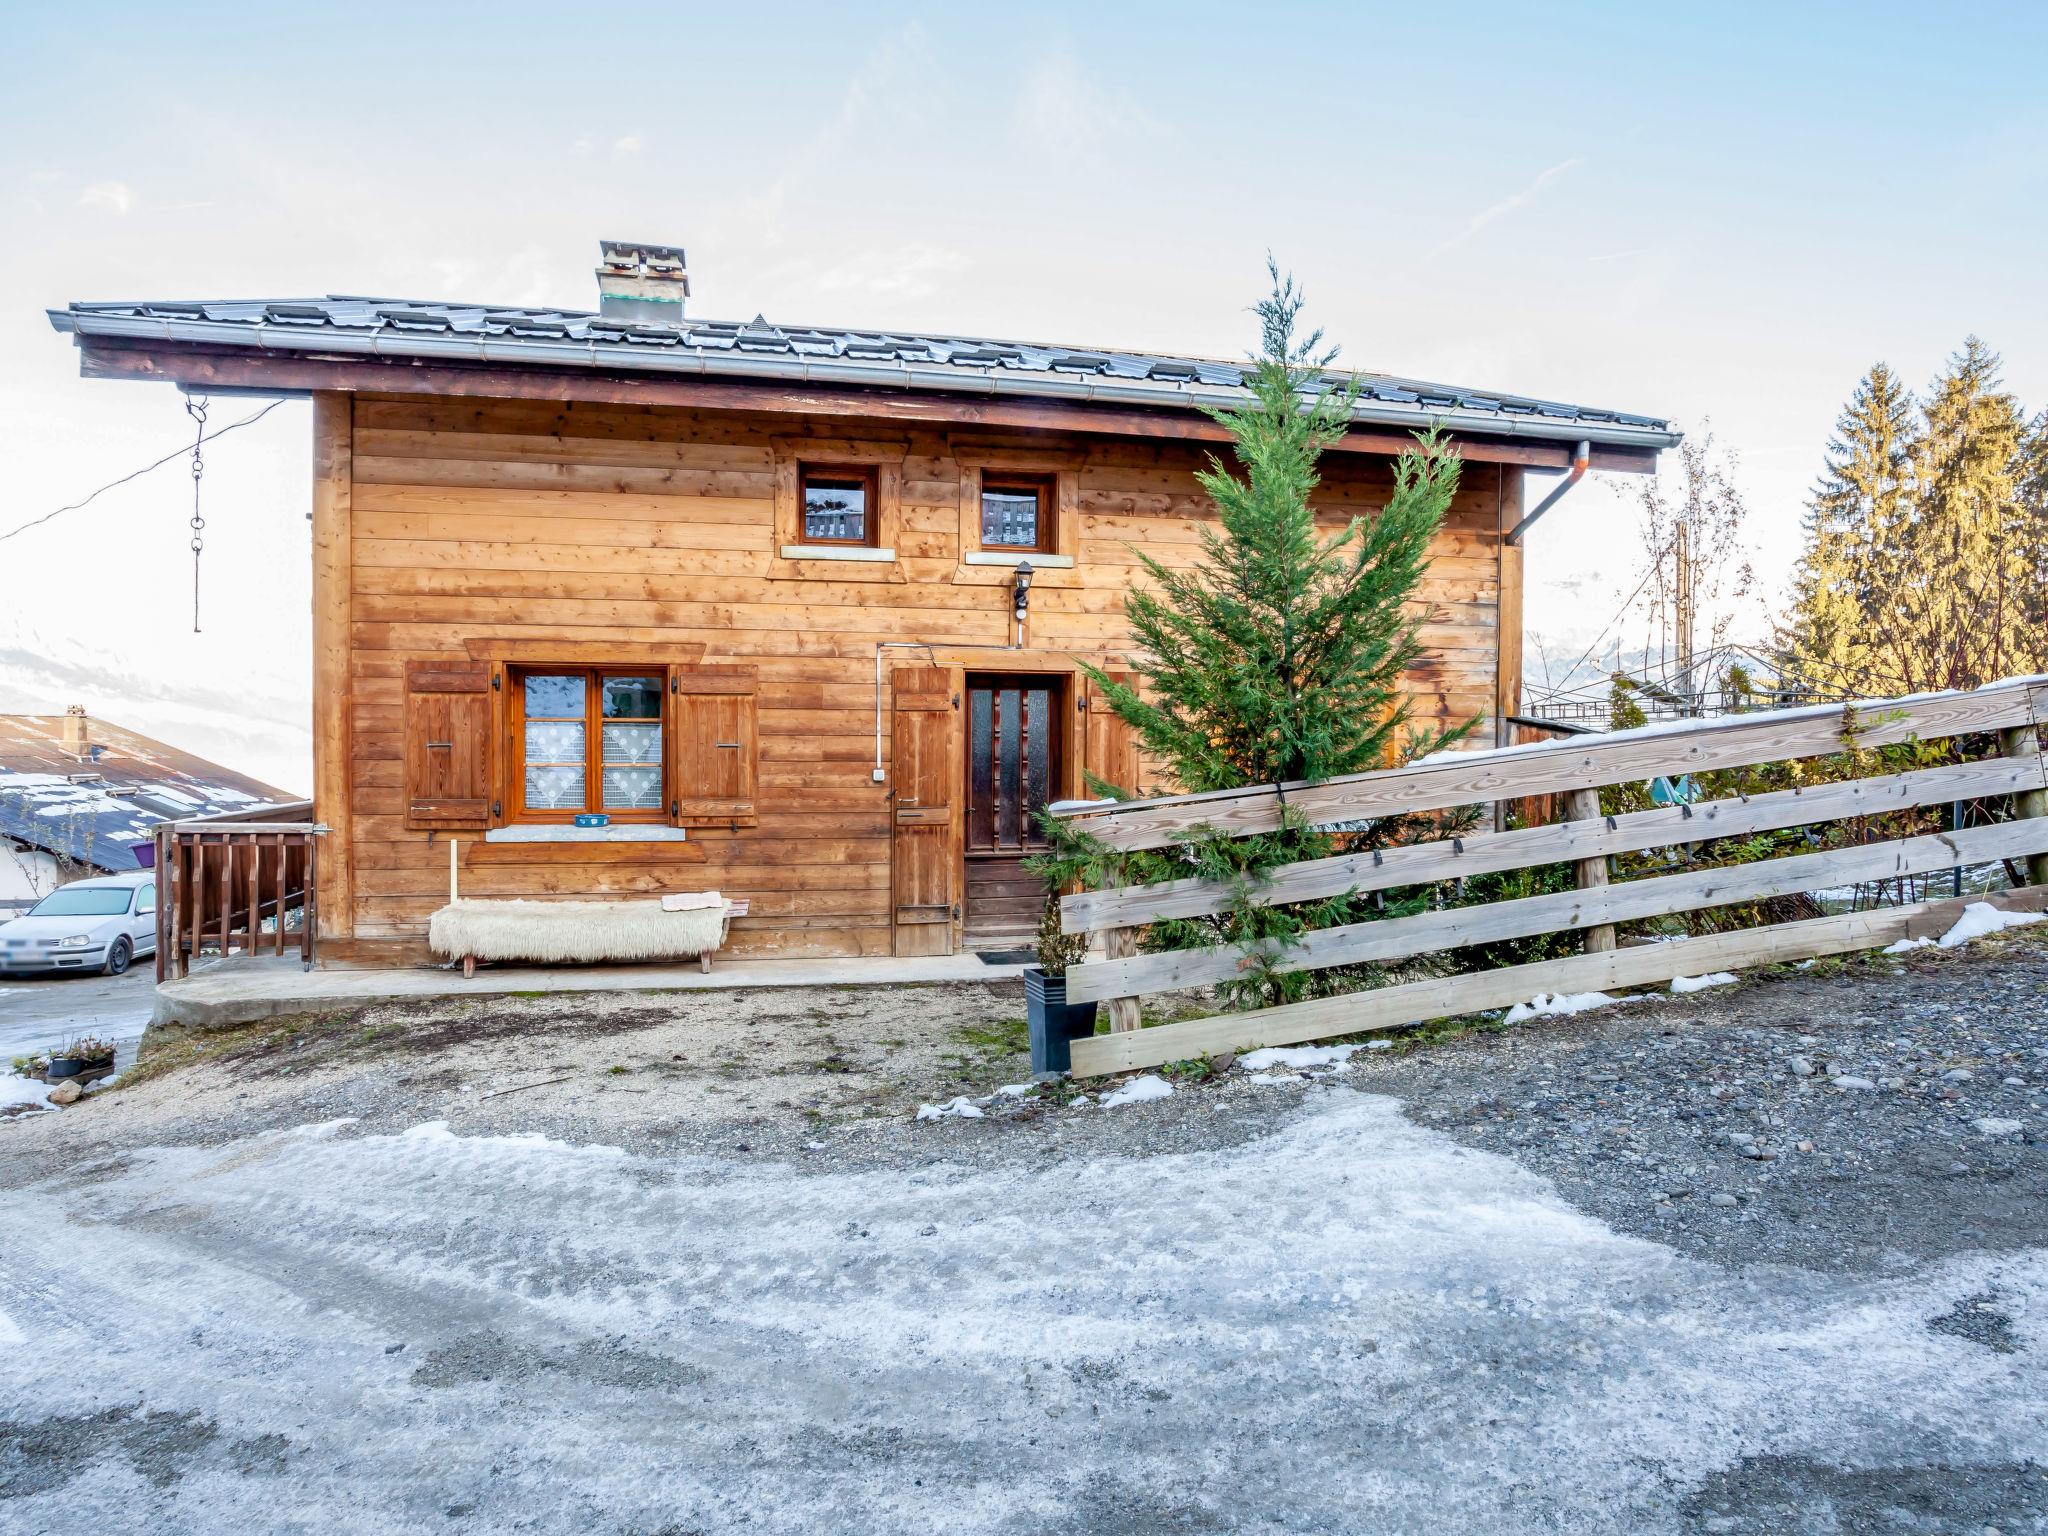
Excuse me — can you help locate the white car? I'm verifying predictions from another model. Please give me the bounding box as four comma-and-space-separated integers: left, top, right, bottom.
0, 871, 158, 978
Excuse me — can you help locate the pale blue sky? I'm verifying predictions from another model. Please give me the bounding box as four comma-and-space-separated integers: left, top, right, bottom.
4, 2, 2044, 786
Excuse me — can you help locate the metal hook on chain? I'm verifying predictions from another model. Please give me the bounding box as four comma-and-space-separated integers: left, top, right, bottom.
186, 394, 209, 632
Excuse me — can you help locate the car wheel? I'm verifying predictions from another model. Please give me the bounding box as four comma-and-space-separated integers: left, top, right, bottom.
104, 937, 132, 976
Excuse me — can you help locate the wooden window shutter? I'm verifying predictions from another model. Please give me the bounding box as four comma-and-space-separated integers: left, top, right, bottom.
404, 660, 495, 829
669, 665, 758, 826
1083, 669, 1141, 798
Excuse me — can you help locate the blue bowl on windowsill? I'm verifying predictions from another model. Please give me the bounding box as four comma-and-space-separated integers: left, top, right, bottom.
573, 813, 610, 828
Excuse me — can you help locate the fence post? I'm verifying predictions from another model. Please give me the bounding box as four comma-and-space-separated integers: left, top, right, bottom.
1103, 925, 1142, 1033
2002, 695, 2048, 887
155, 826, 171, 983
1565, 786, 1617, 953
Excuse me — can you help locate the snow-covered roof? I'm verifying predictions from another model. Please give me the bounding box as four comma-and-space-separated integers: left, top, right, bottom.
0, 714, 295, 872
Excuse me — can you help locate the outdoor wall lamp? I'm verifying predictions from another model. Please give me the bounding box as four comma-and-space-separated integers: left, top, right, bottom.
1012, 561, 1034, 646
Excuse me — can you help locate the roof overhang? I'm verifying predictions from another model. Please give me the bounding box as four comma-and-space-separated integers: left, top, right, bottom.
51, 305, 1679, 473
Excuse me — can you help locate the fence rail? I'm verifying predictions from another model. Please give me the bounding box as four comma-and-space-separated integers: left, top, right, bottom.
1051, 676, 2048, 1077
154, 802, 323, 980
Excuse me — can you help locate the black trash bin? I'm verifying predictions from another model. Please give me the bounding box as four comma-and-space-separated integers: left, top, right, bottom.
1024, 967, 1100, 1075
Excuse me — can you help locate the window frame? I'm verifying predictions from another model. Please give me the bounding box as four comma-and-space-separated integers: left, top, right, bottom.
796, 463, 882, 548
507, 666, 668, 824
976, 471, 1057, 554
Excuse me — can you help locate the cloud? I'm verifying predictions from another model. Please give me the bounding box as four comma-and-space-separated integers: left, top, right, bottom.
800, 243, 970, 302
1013, 55, 1162, 160
1432, 157, 1585, 254
740, 23, 934, 238
78, 181, 133, 215
611, 134, 643, 159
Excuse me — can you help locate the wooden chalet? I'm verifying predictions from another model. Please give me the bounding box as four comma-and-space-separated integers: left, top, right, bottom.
48, 242, 1678, 963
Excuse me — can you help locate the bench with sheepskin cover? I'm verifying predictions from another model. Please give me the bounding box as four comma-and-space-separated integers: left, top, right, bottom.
429, 893, 748, 977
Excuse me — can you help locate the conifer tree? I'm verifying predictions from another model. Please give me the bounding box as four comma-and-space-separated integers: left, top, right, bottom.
1910, 337, 2033, 689
1081, 262, 1469, 795
1782, 363, 1918, 695
1781, 341, 2045, 697
1036, 263, 1476, 1011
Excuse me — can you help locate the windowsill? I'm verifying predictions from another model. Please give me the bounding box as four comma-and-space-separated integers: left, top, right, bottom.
963, 551, 1074, 568
780, 544, 896, 562
484, 825, 690, 844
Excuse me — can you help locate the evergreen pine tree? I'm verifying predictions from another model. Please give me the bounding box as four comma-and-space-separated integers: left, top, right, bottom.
1037, 263, 1476, 1011
1911, 337, 2035, 688
1082, 262, 1469, 795
1782, 363, 1918, 695
1782, 341, 2045, 697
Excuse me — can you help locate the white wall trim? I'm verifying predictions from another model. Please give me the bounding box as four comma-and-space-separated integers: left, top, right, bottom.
963, 551, 1074, 568
780, 544, 896, 563
484, 825, 690, 844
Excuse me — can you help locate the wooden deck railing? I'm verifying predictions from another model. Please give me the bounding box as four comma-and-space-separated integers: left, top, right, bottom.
1052, 677, 2048, 1077
154, 802, 323, 980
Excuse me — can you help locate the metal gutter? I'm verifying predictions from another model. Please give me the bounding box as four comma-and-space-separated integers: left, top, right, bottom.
1506, 440, 1593, 542
49, 309, 1684, 452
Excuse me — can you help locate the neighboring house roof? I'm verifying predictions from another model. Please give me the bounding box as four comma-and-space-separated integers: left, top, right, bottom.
0, 713, 295, 873
48, 297, 1679, 453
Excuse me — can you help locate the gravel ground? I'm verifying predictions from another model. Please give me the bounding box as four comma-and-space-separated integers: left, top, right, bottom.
0, 927, 2042, 1533
1339, 933, 2048, 1273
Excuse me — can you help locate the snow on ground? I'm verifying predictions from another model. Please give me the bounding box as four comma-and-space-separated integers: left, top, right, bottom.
1503, 990, 1636, 1025
1670, 972, 1739, 993
1939, 901, 2045, 949
1238, 1042, 1365, 1072
1, 1095, 2043, 1533
0, 1073, 52, 1113
915, 1095, 985, 1121
1097, 1073, 1173, 1108
1884, 936, 1936, 955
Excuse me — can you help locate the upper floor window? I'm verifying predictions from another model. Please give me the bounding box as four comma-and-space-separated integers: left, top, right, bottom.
801, 466, 878, 546
979, 473, 1054, 552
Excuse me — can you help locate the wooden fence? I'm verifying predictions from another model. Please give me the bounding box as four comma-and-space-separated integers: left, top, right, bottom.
154, 802, 323, 980
1052, 677, 2048, 1077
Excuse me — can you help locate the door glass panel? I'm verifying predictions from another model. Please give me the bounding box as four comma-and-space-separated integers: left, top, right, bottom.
997, 689, 1021, 848
969, 688, 993, 850
1023, 689, 1050, 845
602, 676, 662, 718
602, 766, 662, 811
524, 673, 584, 718
136, 882, 157, 915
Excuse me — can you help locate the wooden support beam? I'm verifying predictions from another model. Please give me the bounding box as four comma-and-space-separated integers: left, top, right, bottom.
1565, 786, 1616, 954
1069, 885, 2048, 1077
311, 392, 355, 941
1062, 756, 2047, 932
1103, 925, 1142, 1033
1065, 817, 2048, 1005
2006, 686, 2048, 888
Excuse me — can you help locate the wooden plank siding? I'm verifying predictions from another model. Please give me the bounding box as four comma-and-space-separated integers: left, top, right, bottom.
323, 390, 1521, 958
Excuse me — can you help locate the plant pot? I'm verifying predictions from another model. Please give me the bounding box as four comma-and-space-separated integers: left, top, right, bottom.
45, 1058, 87, 1079
1024, 966, 1099, 1075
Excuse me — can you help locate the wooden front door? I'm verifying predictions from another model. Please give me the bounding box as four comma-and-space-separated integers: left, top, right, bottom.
964, 674, 1064, 946
891, 665, 961, 957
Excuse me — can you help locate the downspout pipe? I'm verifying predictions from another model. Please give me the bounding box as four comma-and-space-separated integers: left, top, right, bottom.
1506, 440, 1591, 544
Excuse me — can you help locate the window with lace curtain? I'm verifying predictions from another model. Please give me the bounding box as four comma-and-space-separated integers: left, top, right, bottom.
511, 669, 665, 820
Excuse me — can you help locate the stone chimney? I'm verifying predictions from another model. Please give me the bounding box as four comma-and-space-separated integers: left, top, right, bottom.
596, 240, 689, 325
59, 704, 89, 757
